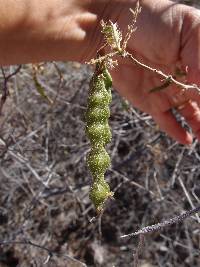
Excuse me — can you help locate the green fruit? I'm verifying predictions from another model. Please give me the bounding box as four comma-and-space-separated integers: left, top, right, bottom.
85, 106, 110, 124
86, 123, 111, 146
90, 180, 113, 213
87, 146, 110, 176
85, 63, 113, 212
88, 91, 111, 108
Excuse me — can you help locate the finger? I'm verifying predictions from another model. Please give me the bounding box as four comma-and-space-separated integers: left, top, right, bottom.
184, 87, 200, 107
167, 85, 200, 108
178, 101, 200, 141
152, 110, 193, 145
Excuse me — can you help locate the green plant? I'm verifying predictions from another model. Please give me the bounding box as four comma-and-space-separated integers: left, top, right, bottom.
86, 1, 200, 213
85, 3, 141, 213
85, 61, 113, 213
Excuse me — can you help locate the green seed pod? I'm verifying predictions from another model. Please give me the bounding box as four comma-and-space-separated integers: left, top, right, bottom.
85, 62, 113, 212
89, 180, 112, 213
88, 91, 111, 108
85, 106, 110, 124
87, 146, 110, 176
86, 123, 111, 146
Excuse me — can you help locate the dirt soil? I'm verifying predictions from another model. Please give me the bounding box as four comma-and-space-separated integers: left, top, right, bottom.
0, 1, 200, 267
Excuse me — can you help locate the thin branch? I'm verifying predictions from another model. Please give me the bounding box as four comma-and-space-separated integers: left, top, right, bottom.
122, 1, 142, 50
177, 175, 200, 223
110, 168, 155, 197
0, 239, 87, 267
133, 234, 145, 267
125, 52, 200, 93
121, 206, 200, 238
0, 65, 21, 114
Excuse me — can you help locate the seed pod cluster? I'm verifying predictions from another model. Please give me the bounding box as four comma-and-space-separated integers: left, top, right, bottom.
85, 62, 113, 212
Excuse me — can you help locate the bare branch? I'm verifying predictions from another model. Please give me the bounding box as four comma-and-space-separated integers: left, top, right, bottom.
0, 238, 87, 267
125, 52, 200, 93
0, 65, 21, 114
121, 206, 200, 238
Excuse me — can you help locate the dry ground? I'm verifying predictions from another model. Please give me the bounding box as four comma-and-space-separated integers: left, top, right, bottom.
0, 1, 200, 266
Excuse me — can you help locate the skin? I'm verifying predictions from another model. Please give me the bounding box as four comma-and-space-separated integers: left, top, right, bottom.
1, 0, 200, 144
111, 0, 200, 144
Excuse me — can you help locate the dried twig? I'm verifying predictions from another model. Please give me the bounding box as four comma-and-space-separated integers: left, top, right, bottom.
121, 206, 200, 238
177, 175, 200, 223
133, 234, 145, 267
124, 52, 200, 93
0, 238, 87, 267
0, 65, 21, 114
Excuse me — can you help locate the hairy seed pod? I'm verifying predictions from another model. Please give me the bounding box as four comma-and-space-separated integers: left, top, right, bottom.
85, 62, 113, 212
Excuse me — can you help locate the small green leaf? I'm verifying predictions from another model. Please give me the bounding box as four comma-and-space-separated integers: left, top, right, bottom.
149, 78, 172, 93
33, 74, 53, 104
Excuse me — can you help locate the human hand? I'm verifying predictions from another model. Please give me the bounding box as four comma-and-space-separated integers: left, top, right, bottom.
1, 0, 200, 145
108, 0, 200, 144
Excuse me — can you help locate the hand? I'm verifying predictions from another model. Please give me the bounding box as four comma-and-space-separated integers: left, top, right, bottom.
1, 0, 200, 145
0, 0, 104, 65
109, 0, 200, 144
